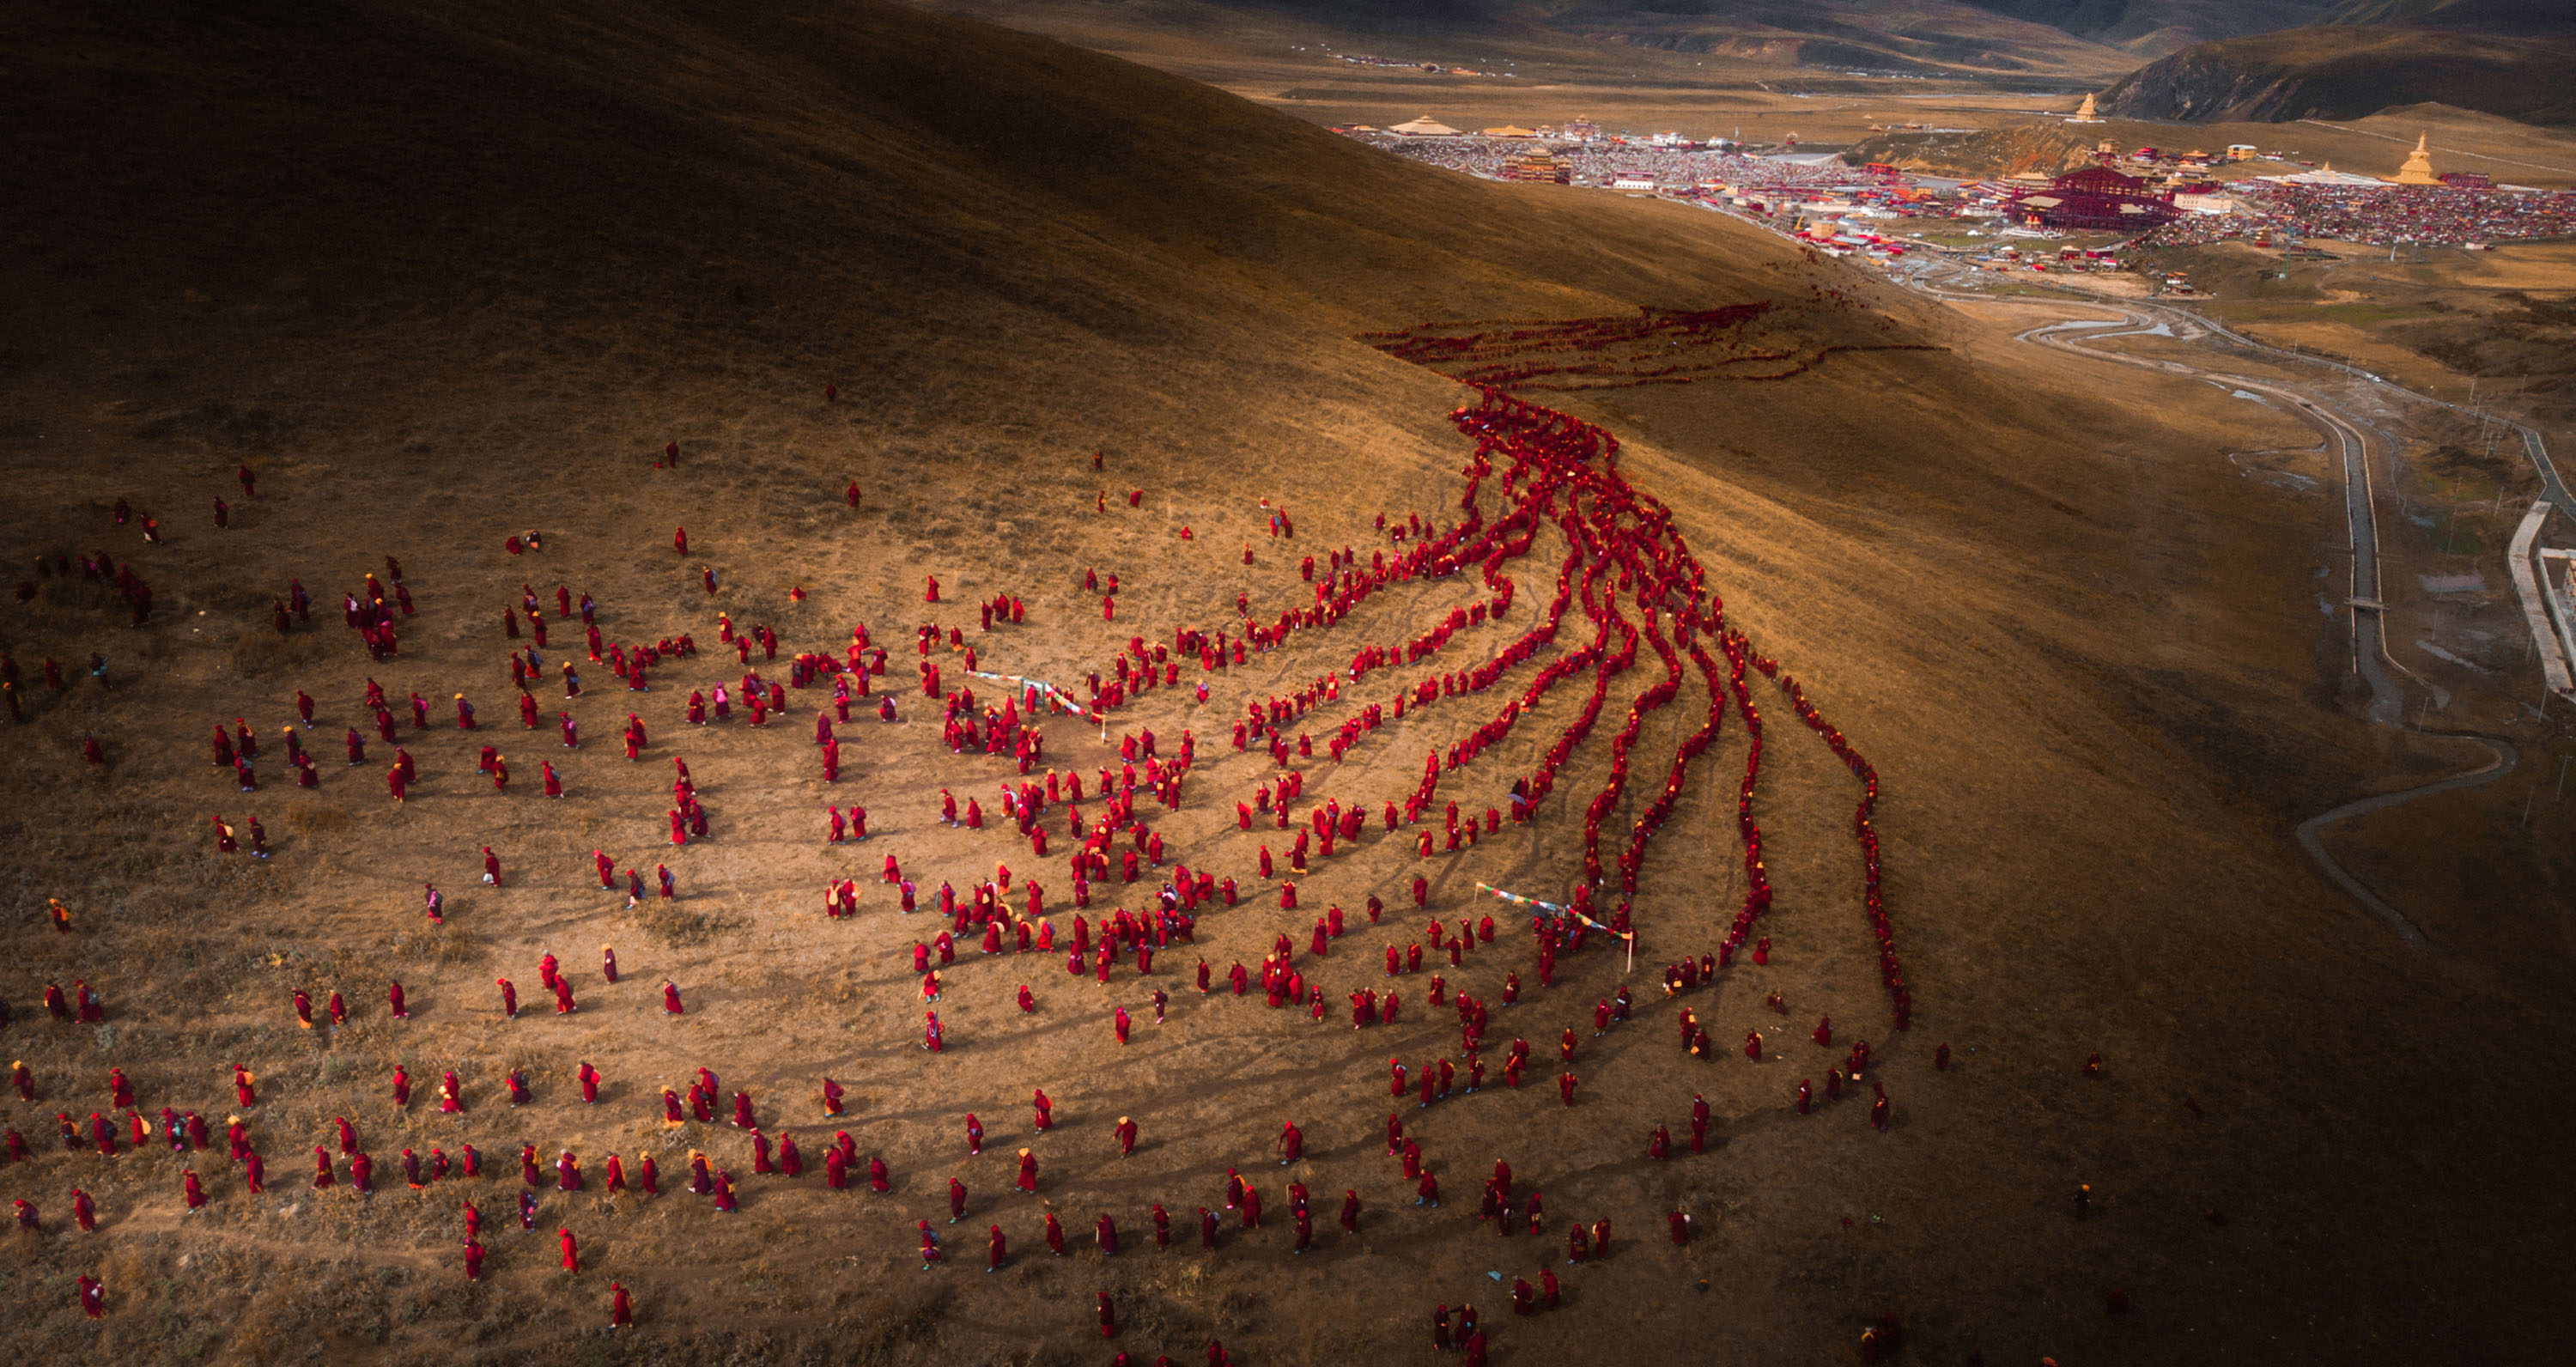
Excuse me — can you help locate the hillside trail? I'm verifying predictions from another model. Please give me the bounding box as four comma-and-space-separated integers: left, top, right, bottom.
1894, 264, 2535, 945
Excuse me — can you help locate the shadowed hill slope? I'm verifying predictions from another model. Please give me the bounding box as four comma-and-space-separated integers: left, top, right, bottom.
1, 0, 1828, 386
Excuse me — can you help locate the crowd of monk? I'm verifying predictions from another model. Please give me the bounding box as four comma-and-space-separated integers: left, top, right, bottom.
10, 393, 1912, 1358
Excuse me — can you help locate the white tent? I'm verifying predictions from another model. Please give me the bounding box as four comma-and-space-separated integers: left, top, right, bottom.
2261, 165, 2389, 187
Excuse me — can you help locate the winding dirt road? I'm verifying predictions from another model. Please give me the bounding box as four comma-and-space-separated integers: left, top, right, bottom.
1893, 262, 2536, 945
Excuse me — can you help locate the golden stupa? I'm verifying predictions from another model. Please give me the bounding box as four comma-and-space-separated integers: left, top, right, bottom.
2390, 132, 2439, 185
2069, 92, 2103, 124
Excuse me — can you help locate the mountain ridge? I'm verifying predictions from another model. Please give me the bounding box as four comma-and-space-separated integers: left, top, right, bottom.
2099, 21, 2576, 125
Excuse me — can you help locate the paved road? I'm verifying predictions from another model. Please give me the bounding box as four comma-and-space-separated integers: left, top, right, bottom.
2007, 307, 2407, 724
2293, 738, 2513, 947
1896, 263, 2529, 945
2168, 305, 2569, 508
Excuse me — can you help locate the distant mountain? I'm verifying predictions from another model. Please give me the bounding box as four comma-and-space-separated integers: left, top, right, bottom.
2099, 22, 2576, 124
1947, 0, 2339, 55
1212, 0, 1497, 16
1541, 2, 2131, 76
1177, 0, 2142, 79
1792, 0, 2568, 55
2321, 0, 2576, 32
945, 0, 2565, 91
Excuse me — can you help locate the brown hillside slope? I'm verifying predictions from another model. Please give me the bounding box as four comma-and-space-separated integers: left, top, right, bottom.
1, 2, 2567, 1364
